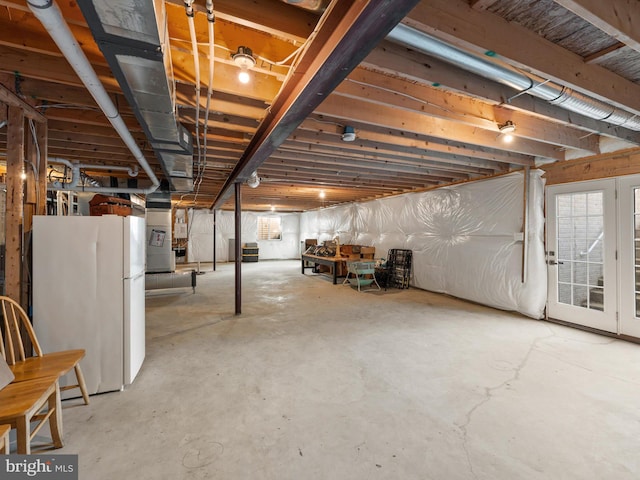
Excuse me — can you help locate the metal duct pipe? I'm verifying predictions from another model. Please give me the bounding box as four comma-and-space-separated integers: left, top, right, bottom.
387, 24, 640, 131
27, 0, 161, 194
146, 271, 196, 293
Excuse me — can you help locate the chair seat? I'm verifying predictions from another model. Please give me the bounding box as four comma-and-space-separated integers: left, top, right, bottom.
0, 376, 58, 420
10, 350, 85, 382
0, 376, 63, 454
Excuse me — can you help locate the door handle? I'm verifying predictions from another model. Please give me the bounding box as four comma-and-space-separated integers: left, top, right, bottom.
548, 260, 564, 265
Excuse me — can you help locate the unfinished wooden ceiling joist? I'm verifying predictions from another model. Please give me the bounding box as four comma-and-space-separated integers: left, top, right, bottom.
0, 0, 639, 212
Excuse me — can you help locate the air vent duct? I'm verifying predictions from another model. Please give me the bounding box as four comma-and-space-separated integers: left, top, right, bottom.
78, 0, 194, 192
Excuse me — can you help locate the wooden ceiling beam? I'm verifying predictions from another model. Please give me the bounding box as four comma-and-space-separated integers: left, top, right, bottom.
299, 116, 535, 165
553, 0, 640, 56
164, 0, 317, 44
277, 141, 496, 175
0, 45, 119, 91
0, 7, 105, 65
174, 90, 267, 121
0, 0, 87, 26
202, 127, 251, 143
177, 107, 260, 130
284, 132, 504, 172
17, 78, 129, 111
315, 95, 558, 161
170, 47, 281, 102
47, 129, 147, 148
47, 120, 148, 141
43, 108, 141, 130
583, 42, 626, 64
364, 43, 640, 144
270, 149, 473, 179
404, 0, 640, 116
263, 159, 460, 184
0, 82, 46, 123
255, 167, 432, 189
470, 0, 500, 10
337, 71, 600, 152
212, 0, 423, 208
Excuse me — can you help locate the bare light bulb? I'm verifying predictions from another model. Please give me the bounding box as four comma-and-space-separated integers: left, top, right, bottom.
270, 205, 275, 212
238, 70, 250, 84
319, 190, 325, 199
20, 172, 27, 180
503, 133, 514, 143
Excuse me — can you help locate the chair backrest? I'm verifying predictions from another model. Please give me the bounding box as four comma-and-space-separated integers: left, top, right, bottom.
0, 296, 43, 365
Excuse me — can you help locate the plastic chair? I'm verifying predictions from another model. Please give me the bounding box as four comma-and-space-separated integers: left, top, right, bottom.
343, 261, 381, 292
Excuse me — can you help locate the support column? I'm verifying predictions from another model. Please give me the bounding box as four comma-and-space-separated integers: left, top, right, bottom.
6, 106, 24, 300
212, 209, 217, 272
234, 183, 242, 314
36, 123, 48, 216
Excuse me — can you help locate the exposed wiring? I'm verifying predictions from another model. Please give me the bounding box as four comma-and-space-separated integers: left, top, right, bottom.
168, 38, 303, 66
345, 77, 459, 116
35, 103, 101, 111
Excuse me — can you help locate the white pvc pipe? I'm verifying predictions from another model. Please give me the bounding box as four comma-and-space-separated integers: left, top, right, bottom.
195, 0, 215, 196
27, 0, 160, 194
185, 1, 201, 170
48, 157, 79, 189
76, 163, 139, 177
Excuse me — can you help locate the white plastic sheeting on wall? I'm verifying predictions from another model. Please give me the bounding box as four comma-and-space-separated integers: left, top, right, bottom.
300, 171, 547, 319
187, 209, 300, 262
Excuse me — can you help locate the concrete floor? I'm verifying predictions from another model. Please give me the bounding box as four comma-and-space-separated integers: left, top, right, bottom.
29, 260, 640, 479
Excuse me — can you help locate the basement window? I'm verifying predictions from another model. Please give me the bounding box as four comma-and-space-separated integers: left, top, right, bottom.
258, 216, 282, 240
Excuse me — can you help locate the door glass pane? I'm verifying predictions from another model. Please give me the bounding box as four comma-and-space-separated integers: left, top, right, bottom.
558, 282, 571, 305
556, 191, 604, 309
573, 284, 588, 308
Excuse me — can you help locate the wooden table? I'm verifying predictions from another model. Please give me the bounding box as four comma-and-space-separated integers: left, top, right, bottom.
301, 254, 346, 284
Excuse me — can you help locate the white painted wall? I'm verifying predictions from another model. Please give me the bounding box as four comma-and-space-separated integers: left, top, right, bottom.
187, 209, 300, 262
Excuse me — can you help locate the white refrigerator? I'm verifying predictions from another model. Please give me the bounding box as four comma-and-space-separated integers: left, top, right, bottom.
33, 214, 146, 396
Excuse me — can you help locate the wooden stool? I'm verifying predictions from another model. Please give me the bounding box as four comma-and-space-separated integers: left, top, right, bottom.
0, 424, 10, 453
0, 376, 63, 454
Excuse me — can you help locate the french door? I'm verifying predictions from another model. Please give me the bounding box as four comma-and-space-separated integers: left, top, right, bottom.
618, 176, 640, 338
547, 175, 640, 338
547, 180, 617, 332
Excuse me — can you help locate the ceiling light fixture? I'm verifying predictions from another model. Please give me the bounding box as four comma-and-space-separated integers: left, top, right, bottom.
270, 205, 275, 212
319, 190, 325, 199
498, 120, 516, 143
232, 46, 256, 85
341, 125, 356, 142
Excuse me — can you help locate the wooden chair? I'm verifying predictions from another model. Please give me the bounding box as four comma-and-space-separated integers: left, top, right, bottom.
0, 296, 89, 405
0, 424, 10, 453
0, 375, 63, 454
